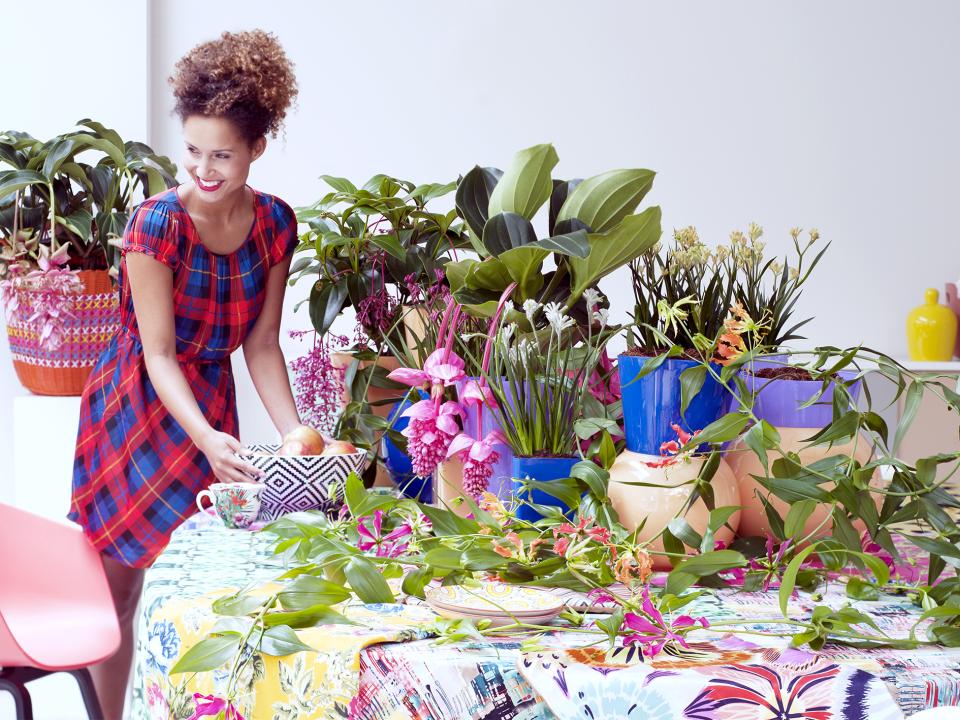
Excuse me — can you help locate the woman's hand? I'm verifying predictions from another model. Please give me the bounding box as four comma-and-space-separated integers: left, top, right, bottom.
198, 429, 263, 483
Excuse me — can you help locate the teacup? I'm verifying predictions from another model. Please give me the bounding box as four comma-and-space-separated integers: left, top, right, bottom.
196, 482, 263, 529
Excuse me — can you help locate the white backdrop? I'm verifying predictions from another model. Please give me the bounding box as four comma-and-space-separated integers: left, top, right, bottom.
4, 0, 960, 490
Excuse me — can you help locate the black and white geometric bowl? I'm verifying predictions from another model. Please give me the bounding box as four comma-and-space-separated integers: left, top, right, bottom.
246, 444, 367, 520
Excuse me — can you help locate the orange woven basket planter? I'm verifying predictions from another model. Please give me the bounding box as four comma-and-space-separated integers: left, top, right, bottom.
6, 269, 120, 396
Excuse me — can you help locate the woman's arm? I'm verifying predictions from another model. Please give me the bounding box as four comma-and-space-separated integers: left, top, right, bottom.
242, 255, 304, 438
126, 252, 262, 483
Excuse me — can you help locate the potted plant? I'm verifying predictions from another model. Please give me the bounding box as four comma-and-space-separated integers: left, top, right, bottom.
0, 120, 176, 395
288, 173, 470, 485
481, 295, 616, 521
608, 227, 742, 565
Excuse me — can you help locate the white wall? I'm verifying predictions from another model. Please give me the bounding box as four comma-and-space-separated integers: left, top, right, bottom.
1, 0, 148, 505
5, 0, 960, 472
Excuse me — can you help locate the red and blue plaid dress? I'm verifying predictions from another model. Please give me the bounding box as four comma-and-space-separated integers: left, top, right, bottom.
69, 186, 298, 568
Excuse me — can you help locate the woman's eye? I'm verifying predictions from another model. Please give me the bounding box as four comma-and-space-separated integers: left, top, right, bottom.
216, 154, 229, 160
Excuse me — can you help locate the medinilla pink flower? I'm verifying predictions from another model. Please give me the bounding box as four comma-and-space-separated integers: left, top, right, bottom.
388, 348, 467, 388
621, 588, 710, 657
186, 694, 244, 720
459, 378, 496, 408
401, 399, 463, 477
447, 429, 505, 499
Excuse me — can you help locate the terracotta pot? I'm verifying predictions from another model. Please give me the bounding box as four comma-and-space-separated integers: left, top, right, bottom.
608, 451, 741, 570
727, 428, 876, 538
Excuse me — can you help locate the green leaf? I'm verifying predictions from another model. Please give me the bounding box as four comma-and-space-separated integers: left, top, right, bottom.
667, 518, 703, 549
487, 144, 558, 220
0, 168, 48, 197
320, 175, 358, 193
421, 504, 480, 536
263, 605, 354, 628
598, 431, 617, 470
402, 567, 435, 598
498, 245, 548, 298
258, 625, 314, 656
309, 281, 348, 337
482, 211, 537, 256
742, 420, 780, 474
805, 411, 860, 446
779, 545, 818, 615
533, 230, 590, 258
679, 365, 707, 417
462, 548, 508, 571
907, 535, 960, 562
465, 256, 512, 292
690, 413, 750, 447
278, 575, 352, 610
368, 232, 407, 260
344, 557, 394, 603
672, 549, 746, 578
556, 168, 656, 232
893, 380, 924, 453
784, 500, 817, 538
568, 207, 662, 299
424, 547, 464, 570
455, 166, 502, 255
169, 635, 240, 674
570, 460, 610, 500
211, 591, 264, 617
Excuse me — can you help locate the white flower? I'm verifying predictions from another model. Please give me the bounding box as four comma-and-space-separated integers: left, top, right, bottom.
543, 302, 575, 334
522, 299, 541, 327
500, 322, 517, 344
594, 308, 610, 326
582, 288, 603, 310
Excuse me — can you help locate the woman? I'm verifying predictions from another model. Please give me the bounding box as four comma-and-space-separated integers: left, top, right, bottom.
69, 29, 305, 718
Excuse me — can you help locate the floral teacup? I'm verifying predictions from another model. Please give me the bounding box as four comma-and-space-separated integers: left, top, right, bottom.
196, 482, 263, 529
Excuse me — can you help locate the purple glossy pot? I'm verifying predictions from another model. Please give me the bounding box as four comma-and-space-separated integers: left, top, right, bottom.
455, 377, 514, 498
745, 369, 862, 428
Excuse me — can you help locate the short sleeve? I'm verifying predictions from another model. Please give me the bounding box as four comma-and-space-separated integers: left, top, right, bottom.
268, 197, 300, 266
121, 201, 179, 270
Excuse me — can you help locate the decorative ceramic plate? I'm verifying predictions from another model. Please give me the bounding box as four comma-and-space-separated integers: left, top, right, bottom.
428, 604, 562, 628
425, 582, 563, 614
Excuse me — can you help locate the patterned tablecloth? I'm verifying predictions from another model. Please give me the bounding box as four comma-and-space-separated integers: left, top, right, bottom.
130, 513, 960, 720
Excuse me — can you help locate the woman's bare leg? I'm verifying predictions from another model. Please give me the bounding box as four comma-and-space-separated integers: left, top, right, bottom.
89, 553, 145, 720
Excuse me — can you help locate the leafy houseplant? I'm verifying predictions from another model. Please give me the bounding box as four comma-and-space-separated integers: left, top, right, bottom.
0, 120, 177, 275
449, 143, 662, 322
0, 120, 176, 395
288, 174, 470, 484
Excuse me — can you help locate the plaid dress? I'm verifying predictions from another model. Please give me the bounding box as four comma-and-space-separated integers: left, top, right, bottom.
69, 186, 298, 568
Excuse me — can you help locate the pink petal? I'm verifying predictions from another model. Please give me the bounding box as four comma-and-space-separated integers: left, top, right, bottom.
623, 612, 660, 634
446, 433, 475, 459
435, 415, 460, 435
387, 367, 430, 387
469, 442, 495, 462
402, 399, 438, 420
438, 401, 464, 417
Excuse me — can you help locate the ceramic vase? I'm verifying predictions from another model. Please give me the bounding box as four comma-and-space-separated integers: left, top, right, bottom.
608, 354, 741, 569
726, 370, 875, 538
511, 456, 579, 522
906, 288, 958, 362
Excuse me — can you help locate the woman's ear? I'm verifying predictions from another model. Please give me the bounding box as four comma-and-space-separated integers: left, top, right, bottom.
252, 136, 267, 161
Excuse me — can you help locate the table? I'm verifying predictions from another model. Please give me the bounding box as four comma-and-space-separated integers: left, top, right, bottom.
131, 514, 960, 720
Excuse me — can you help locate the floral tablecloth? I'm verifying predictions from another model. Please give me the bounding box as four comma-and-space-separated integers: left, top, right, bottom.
131, 513, 960, 719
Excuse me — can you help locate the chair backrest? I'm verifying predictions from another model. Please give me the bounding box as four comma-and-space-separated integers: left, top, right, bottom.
0, 503, 120, 670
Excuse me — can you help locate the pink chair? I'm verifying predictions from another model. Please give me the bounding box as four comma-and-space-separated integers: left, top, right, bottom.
0, 503, 120, 719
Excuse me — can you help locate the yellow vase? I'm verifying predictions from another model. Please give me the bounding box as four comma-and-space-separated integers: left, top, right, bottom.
907, 288, 958, 361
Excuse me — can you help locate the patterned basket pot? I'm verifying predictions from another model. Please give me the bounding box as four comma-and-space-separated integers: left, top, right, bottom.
246, 443, 367, 520
5, 269, 119, 396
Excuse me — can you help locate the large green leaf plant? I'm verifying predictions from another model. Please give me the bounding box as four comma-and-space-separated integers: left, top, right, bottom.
450, 143, 662, 319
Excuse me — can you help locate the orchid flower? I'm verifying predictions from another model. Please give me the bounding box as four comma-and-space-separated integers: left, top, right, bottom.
356, 509, 413, 557
185, 694, 244, 720
621, 588, 710, 657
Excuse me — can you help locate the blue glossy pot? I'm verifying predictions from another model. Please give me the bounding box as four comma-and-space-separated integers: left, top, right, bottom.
381, 393, 432, 502
511, 456, 578, 522
618, 354, 729, 454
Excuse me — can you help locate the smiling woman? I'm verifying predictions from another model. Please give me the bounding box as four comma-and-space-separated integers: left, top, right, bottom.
66, 29, 314, 719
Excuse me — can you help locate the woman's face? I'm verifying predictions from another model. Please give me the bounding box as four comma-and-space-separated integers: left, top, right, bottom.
181, 115, 265, 203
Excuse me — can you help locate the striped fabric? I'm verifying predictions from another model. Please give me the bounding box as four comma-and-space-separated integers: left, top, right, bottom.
69, 186, 298, 567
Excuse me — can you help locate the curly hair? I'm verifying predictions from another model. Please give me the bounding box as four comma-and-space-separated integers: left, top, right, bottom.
169, 29, 298, 143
